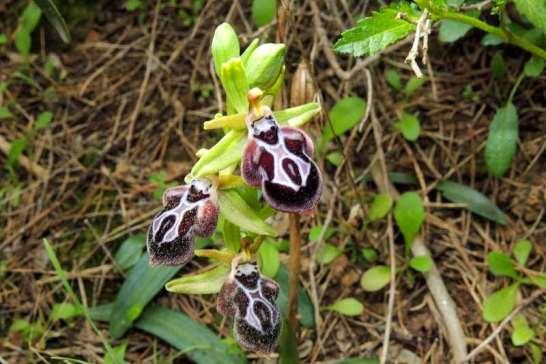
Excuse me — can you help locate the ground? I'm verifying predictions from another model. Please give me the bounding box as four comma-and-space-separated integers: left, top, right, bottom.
0, 0, 545, 363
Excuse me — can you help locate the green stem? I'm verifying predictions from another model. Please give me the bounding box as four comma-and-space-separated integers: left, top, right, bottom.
508, 73, 525, 103
439, 11, 546, 60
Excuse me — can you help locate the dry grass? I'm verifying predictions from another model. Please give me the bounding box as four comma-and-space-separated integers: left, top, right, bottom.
1, 0, 544, 363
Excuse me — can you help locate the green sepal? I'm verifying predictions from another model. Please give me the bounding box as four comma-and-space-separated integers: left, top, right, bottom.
245, 43, 286, 90
241, 38, 260, 65
165, 264, 231, 295
190, 130, 246, 178
220, 57, 249, 114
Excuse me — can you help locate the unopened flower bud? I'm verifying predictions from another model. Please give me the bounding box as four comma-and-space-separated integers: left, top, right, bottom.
245, 43, 286, 91
211, 23, 240, 78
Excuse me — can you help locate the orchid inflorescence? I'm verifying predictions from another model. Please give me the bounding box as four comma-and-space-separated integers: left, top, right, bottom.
146, 23, 322, 353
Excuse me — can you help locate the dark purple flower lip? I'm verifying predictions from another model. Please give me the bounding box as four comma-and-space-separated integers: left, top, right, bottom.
217, 261, 281, 353
242, 106, 322, 213
147, 178, 219, 266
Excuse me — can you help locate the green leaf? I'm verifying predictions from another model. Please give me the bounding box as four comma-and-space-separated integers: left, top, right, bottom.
8, 138, 28, 167
513, 0, 546, 32
211, 23, 240, 78
438, 19, 473, 43
511, 313, 534, 346
309, 225, 336, 242
21, 2, 42, 32
0, 33, 7, 45
90, 303, 246, 363
165, 264, 230, 294
279, 319, 300, 364
395, 113, 420, 141
485, 102, 518, 177
523, 56, 545, 77
275, 265, 315, 328
220, 58, 249, 114
252, 0, 276, 27
245, 43, 286, 90
323, 96, 366, 142
125, 0, 142, 11
191, 130, 246, 178
334, 3, 416, 56
436, 180, 508, 224
481, 33, 503, 46
258, 241, 280, 278
35, 111, 53, 130
530, 343, 543, 364
361, 265, 391, 292
218, 189, 277, 236
0, 106, 13, 119
326, 151, 343, 166
316, 243, 343, 264
385, 69, 402, 90
15, 30, 32, 57
405, 76, 426, 98
483, 283, 518, 322
528, 274, 546, 288
114, 234, 146, 270
222, 219, 240, 252
487, 251, 518, 279
327, 298, 364, 316
104, 342, 127, 364
368, 193, 393, 221
512, 239, 532, 266
394, 192, 424, 246
109, 254, 181, 339
33, 0, 71, 43
361, 247, 378, 262
409, 255, 433, 272
491, 51, 506, 80
51, 302, 84, 321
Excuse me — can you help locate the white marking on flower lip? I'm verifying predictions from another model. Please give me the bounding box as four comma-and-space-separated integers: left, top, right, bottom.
251, 117, 311, 191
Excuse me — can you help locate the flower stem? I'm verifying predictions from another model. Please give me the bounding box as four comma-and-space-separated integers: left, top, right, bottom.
287, 213, 301, 333
440, 11, 546, 59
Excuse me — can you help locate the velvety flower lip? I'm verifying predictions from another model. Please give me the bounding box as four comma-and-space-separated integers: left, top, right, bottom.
147, 178, 219, 266
217, 261, 281, 353
242, 106, 323, 213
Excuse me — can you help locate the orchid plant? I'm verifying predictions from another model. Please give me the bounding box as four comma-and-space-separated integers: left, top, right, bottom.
146, 23, 322, 353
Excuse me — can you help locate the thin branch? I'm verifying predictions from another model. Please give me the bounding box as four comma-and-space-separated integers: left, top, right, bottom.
405, 9, 429, 78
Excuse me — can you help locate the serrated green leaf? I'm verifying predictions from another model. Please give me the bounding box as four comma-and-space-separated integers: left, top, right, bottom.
316, 243, 343, 264
436, 180, 508, 224
109, 254, 181, 339
395, 113, 420, 141
275, 265, 315, 328
334, 3, 416, 56
327, 298, 364, 316
394, 192, 424, 246
165, 264, 230, 294
487, 251, 518, 279
218, 189, 277, 236
513, 0, 546, 32
211, 23, 240, 78
33, 0, 71, 43
220, 57, 249, 114
485, 103, 518, 177
512, 239, 532, 266
258, 241, 280, 277
323, 96, 366, 142
114, 234, 146, 270
385, 69, 402, 90
409, 255, 433, 272
483, 283, 518, 322
511, 313, 535, 346
51, 302, 84, 321
361, 265, 391, 292
523, 56, 545, 77
368, 193, 393, 221
252, 0, 276, 27
191, 130, 246, 178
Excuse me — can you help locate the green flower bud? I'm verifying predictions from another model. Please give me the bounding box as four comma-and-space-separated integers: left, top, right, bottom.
245, 43, 286, 90
211, 23, 240, 77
